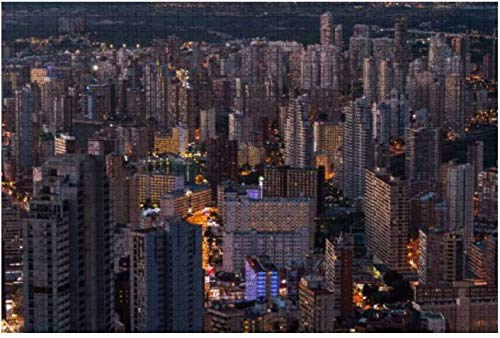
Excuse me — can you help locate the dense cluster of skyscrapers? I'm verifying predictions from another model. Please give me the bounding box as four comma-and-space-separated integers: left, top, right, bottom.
1, 5, 498, 333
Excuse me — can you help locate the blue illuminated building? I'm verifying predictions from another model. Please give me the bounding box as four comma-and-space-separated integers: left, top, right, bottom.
244, 255, 279, 302
246, 189, 260, 200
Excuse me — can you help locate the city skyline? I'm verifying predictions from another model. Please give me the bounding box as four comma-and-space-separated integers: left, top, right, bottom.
1, 1, 498, 334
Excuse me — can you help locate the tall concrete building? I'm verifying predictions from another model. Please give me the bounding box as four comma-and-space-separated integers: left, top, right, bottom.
414, 283, 498, 333
442, 231, 465, 284
334, 24, 343, 49
428, 33, 453, 79
262, 165, 323, 213
451, 35, 471, 77
82, 83, 116, 121
266, 43, 288, 98
144, 62, 170, 131
298, 276, 335, 332
106, 154, 130, 225
394, 18, 407, 65
476, 168, 498, 226
241, 44, 259, 84
324, 234, 353, 319
284, 95, 313, 168
300, 45, 321, 90
372, 37, 395, 65
419, 227, 465, 286
428, 79, 446, 128
362, 57, 376, 105
405, 127, 441, 196
353, 24, 370, 38
313, 121, 343, 155
349, 36, 371, 86
1, 194, 21, 269
466, 140, 484, 190
320, 12, 334, 47
222, 196, 315, 272
15, 83, 39, 174
372, 101, 392, 146
377, 59, 394, 101
342, 97, 373, 200
364, 168, 410, 271
23, 155, 114, 332
206, 136, 239, 189
444, 74, 465, 137
160, 184, 212, 219
446, 164, 474, 247
129, 172, 185, 227
204, 305, 245, 333
129, 216, 203, 332
468, 234, 497, 285
319, 44, 341, 92
410, 192, 448, 231
200, 108, 216, 142
390, 89, 409, 138
313, 121, 343, 181
483, 234, 498, 285
23, 191, 73, 332
228, 110, 244, 142
154, 126, 189, 155
418, 227, 445, 286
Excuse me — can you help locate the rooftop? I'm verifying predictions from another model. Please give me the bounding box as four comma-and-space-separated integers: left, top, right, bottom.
246, 255, 277, 272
